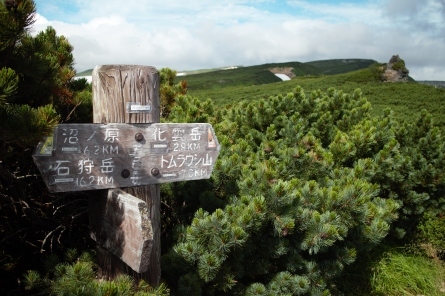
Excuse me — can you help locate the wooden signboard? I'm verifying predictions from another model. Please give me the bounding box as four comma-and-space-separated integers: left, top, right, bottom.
89, 188, 153, 273
33, 123, 220, 193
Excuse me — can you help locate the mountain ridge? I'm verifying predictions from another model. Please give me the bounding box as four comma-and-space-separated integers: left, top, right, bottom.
75, 58, 376, 77
75, 59, 445, 88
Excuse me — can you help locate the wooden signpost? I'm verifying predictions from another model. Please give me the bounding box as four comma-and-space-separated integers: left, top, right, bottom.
33, 65, 220, 286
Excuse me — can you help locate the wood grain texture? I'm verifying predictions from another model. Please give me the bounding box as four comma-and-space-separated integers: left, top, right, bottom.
89, 189, 153, 273
92, 65, 159, 124
91, 65, 161, 286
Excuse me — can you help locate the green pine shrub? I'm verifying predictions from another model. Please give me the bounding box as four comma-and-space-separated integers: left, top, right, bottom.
391, 60, 409, 74
368, 63, 385, 82
417, 212, 445, 259
23, 249, 170, 296
159, 67, 188, 118
161, 86, 445, 295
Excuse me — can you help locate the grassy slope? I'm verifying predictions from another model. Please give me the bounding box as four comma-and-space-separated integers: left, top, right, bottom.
76, 58, 373, 79
187, 67, 445, 127
76, 69, 93, 76
182, 62, 321, 91
77, 59, 445, 127
305, 58, 377, 75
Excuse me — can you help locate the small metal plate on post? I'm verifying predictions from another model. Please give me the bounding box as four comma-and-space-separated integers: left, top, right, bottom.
126, 102, 152, 113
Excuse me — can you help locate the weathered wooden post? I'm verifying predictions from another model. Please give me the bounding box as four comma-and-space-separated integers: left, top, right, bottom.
91, 65, 160, 285
32, 64, 220, 288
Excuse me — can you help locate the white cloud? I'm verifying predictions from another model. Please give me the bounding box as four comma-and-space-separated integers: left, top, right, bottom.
32, 0, 445, 80
286, 0, 384, 25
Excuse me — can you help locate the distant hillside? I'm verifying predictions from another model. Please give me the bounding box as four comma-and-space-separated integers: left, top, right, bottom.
74, 61, 445, 128
181, 62, 321, 91
176, 59, 379, 91
75, 59, 376, 83
76, 69, 93, 76
75, 66, 245, 77
75, 61, 322, 90
186, 66, 445, 128
418, 81, 445, 89
305, 59, 377, 75
178, 66, 244, 76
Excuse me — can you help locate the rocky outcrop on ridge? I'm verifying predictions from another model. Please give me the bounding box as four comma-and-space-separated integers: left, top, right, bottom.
269, 67, 295, 79
383, 55, 410, 82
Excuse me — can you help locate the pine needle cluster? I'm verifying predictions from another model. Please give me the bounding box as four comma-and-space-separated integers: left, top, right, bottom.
23, 249, 170, 295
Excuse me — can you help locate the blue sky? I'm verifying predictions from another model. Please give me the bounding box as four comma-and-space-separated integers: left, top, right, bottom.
33, 0, 445, 80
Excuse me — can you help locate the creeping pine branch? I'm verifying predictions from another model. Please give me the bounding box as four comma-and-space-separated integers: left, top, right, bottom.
57, 227, 67, 245
15, 174, 40, 179
40, 225, 65, 253
161, 201, 172, 209
52, 199, 88, 215
71, 209, 88, 220
65, 101, 82, 122
1, 227, 30, 243
40, 206, 87, 253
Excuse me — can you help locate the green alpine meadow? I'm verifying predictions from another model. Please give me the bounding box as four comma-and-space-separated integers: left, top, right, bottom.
1, 1, 444, 295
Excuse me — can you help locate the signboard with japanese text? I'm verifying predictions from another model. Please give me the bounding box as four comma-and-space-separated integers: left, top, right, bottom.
33, 123, 220, 193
